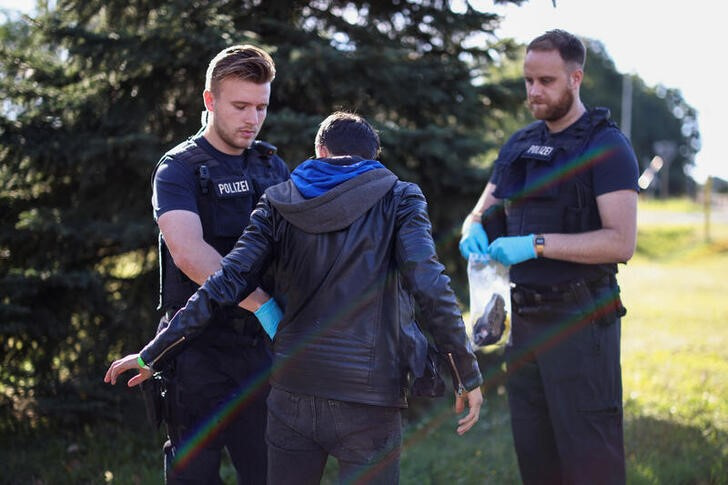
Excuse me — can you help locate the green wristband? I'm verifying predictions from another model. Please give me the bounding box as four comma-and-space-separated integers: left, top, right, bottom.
137, 355, 149, 370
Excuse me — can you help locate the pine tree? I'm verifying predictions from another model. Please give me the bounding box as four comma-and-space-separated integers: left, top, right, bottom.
0, 0, 525, 429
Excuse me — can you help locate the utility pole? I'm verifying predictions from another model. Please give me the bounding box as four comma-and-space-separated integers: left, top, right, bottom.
653, 140, 677, 198
621, 74, 633, 141
704, 176, 712, 243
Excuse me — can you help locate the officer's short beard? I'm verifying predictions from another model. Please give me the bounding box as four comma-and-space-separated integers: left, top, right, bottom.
213, 120, 256, 152
529, 88, 574, 123
218, 129, 252, 151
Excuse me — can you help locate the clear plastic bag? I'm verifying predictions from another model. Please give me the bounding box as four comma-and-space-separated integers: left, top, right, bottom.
467, 254, 511, 348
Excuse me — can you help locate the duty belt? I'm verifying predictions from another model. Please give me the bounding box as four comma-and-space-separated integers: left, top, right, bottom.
511, 274, 612, 307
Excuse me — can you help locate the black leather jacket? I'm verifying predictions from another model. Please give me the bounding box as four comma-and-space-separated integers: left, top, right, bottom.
140, 162, 482, 407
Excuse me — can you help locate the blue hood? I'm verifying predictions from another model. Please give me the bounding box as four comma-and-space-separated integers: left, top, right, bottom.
265, 157, 398, 234
291, 157, 385, 198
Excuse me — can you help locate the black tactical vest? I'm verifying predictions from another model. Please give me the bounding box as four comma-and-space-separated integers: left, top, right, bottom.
493, 108, 618, 279
153, 138, 280, 311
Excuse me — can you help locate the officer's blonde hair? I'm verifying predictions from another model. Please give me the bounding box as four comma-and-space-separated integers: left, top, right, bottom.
205, 45, 276, 94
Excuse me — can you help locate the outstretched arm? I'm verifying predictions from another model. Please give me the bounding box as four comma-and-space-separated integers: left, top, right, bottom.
454, 387, 484, 435
104, 199, 278, 385
104, 353, 151, 387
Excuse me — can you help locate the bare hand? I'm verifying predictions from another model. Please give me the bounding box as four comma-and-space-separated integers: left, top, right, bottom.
454, 386, 483, 435
239, 287, 271, 312
104, 353, 152, 387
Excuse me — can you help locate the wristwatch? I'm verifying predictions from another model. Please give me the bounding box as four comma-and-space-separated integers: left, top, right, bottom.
534, 234, 545, 257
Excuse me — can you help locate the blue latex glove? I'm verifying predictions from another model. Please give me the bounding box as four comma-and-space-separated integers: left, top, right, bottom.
487, 234, 536, 266
459, 221, 489, 260
254, 298, 283, 339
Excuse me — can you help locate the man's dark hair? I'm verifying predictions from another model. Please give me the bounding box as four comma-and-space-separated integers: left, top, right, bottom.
315, 111, 381, 159
205, 44, 276, 94
527, 29, 586, 69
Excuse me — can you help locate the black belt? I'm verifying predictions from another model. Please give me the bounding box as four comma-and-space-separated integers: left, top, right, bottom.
512, 274, 611, 307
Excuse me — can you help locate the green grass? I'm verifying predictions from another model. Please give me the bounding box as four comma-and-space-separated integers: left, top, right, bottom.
637, 196, 703, 213
619, 222, 728, 484
0, 422, 167, 484
3, 198, 728, 484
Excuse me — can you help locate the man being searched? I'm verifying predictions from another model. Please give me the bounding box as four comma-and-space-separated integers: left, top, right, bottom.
106, 111, 483, 484
145, 45, 289, 484
459, 29, 638, 484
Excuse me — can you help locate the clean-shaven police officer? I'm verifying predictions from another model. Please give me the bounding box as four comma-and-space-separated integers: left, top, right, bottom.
145, 45, 288, 484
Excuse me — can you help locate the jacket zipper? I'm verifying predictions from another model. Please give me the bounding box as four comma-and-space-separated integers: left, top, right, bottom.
447, 352, 466, 396
150, 336, 186, 369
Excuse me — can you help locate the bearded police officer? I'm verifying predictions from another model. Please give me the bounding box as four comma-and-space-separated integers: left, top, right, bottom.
146, 45, 288, 484
460, 30, 638, 484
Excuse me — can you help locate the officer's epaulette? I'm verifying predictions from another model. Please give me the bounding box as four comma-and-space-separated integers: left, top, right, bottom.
589, 107, 620, 136
251, 140, 277, 158
165, 138, 195, 157
150, 139, 210, 189
166, 139, 210, 166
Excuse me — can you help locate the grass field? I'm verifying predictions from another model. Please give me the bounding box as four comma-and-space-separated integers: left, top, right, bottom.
2, 197, 727, 484
366, 198, 728, 485
327, 197, 728, 484
619, 201, 728, 484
